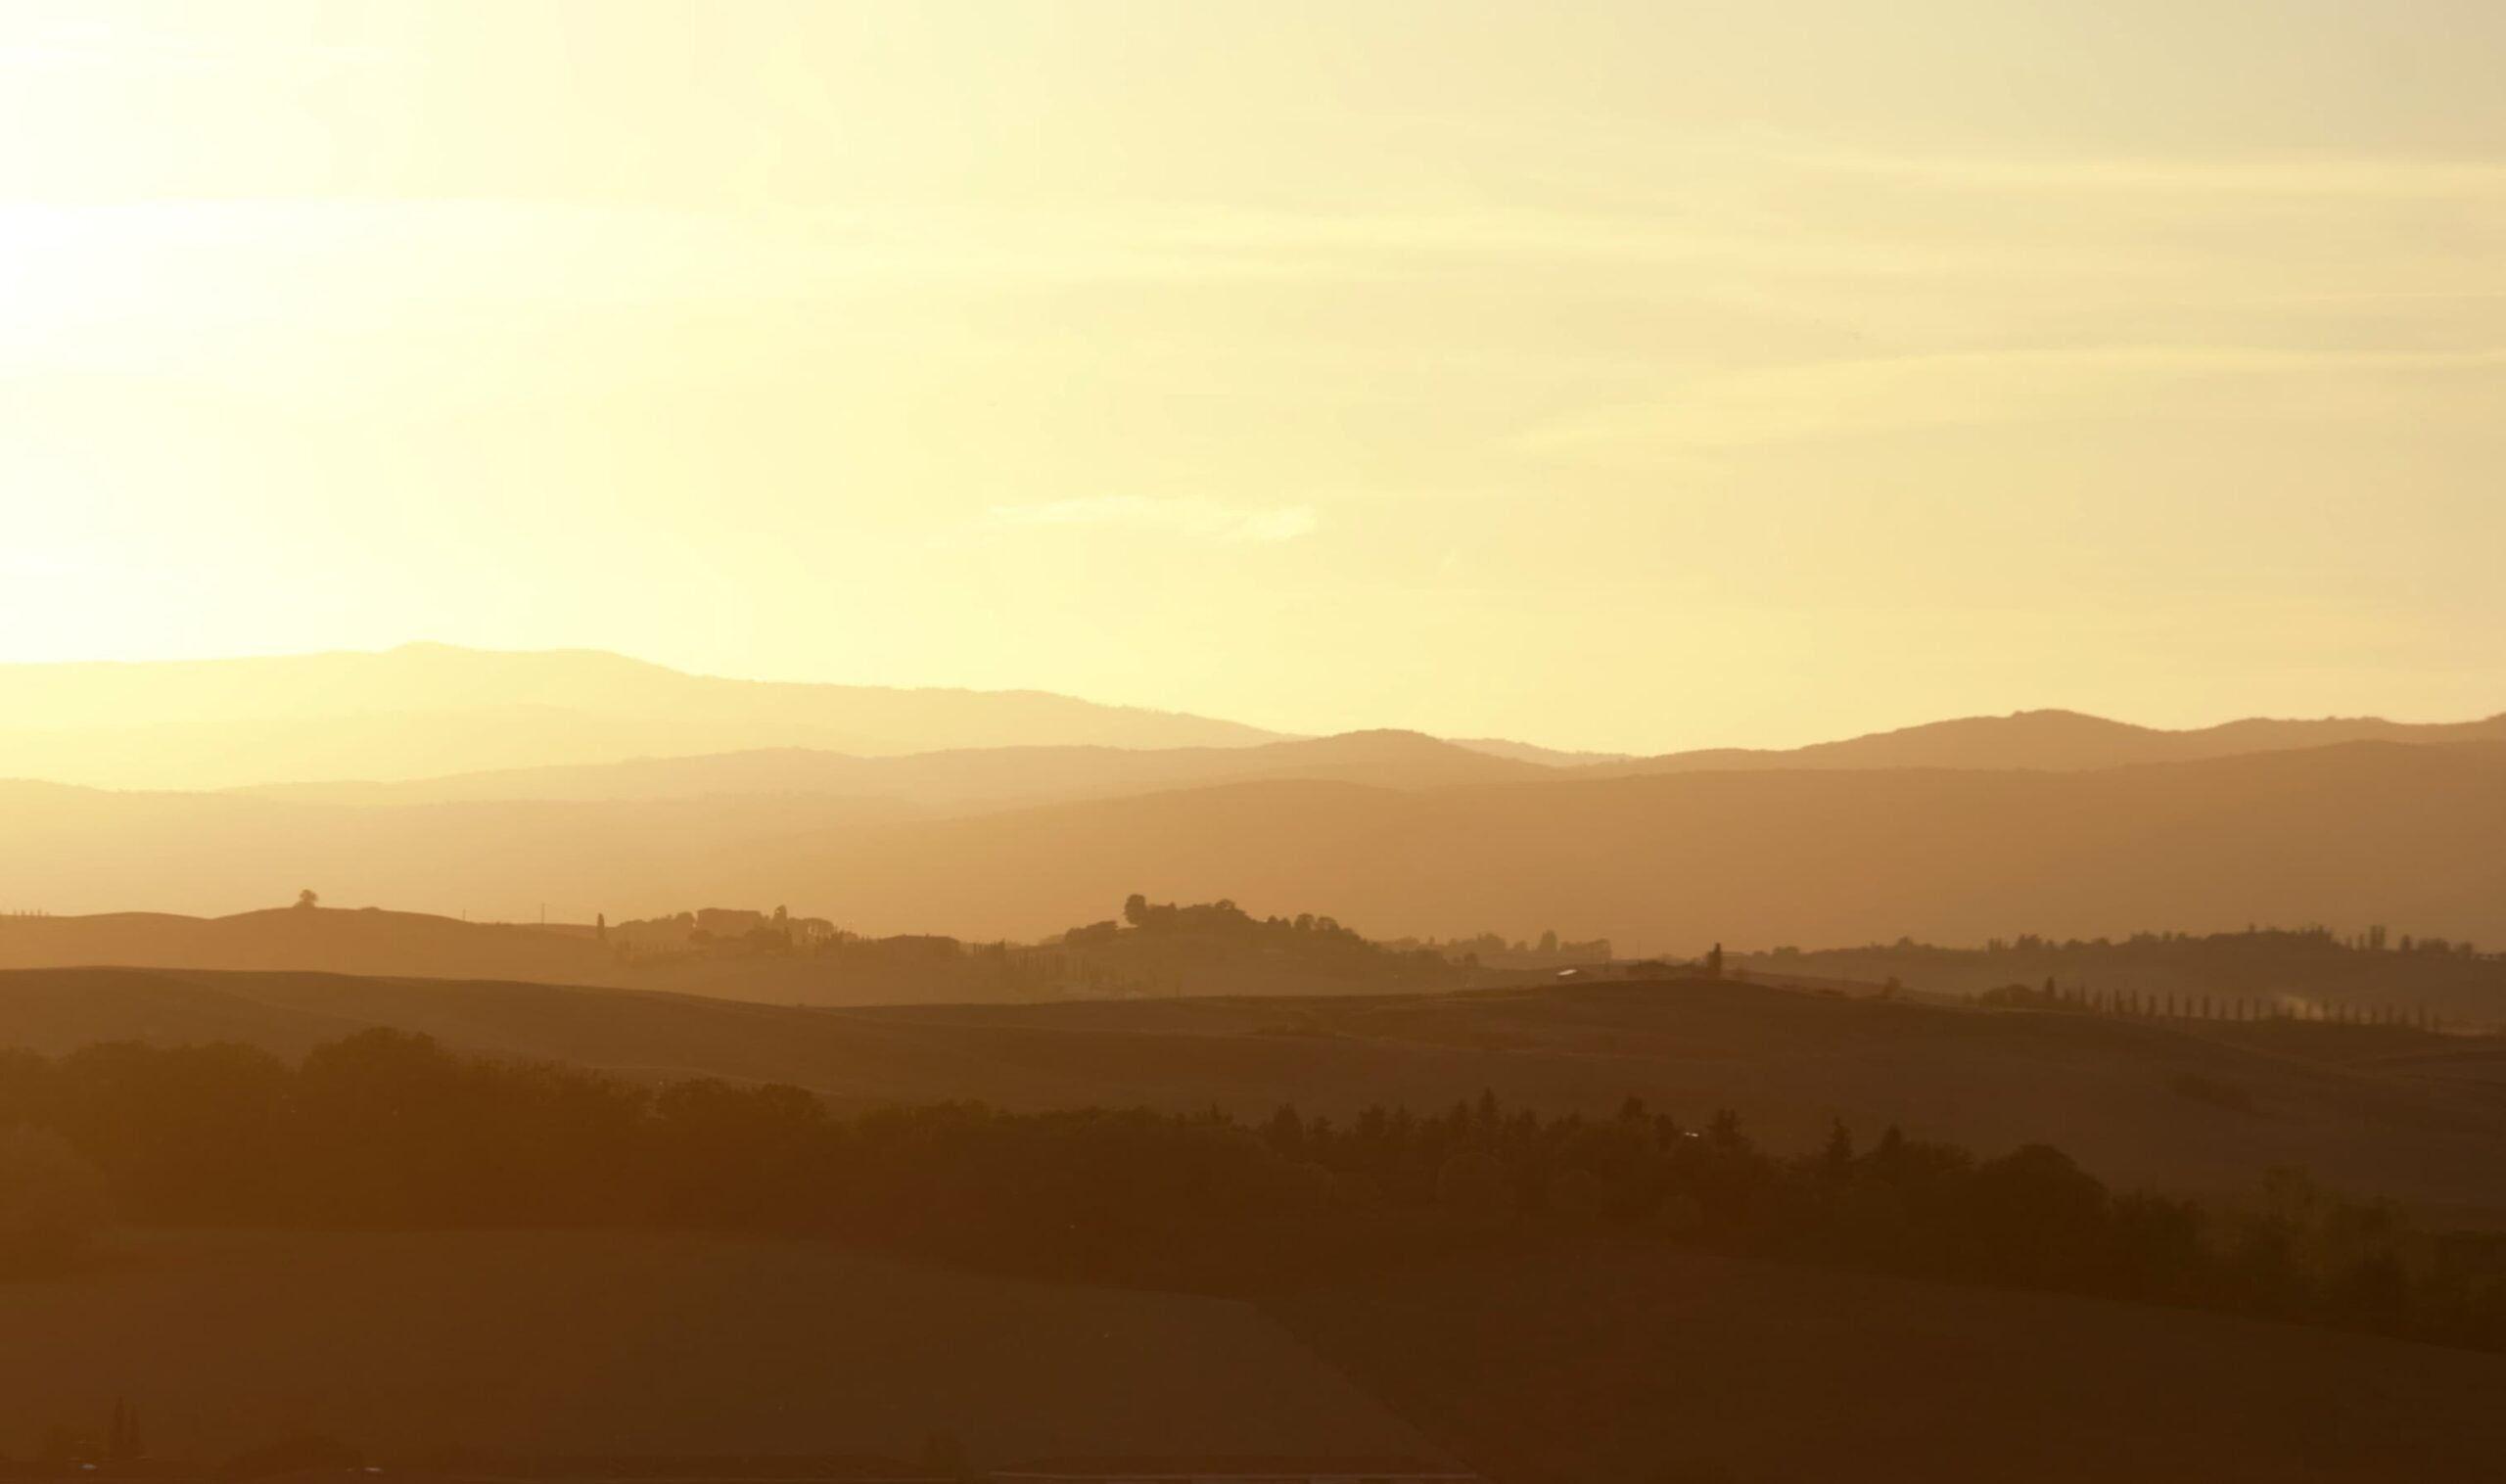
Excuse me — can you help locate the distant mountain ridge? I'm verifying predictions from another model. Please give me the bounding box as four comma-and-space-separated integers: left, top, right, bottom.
704, 739, 2506, 951
1598, 707, 2506, 776
246, 728, 1543, 812
0, 643, 1286, 788
3, 642, 2495, 791
10, 740, 2506, 952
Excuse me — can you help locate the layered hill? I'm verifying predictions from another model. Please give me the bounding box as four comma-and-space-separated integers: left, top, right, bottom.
717, 740, 2506, 951
0, 781, 912, 923
0, 1229, 1426, 1463
10, 741, 2506, 951
9, 1225, 2502, 1482
0, 730, 1532, 921
0, 907, 622, 984
1600, 707, 2506, 775
0, 643, 1281, 789
1736, 929, 2506, 1025
8, 967, 2506, 1218
1282, 1241, 2506, 1484
243, 729, 1543, 812
12, 642, 2494, 794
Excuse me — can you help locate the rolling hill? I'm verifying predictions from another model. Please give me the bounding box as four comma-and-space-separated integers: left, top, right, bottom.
0, 782, 915, 924
1280, 1240, 2506, 1484
7, 1227, 2500, 1483
11, 741, 2506, 952
8, 967, 2506, 1219
1600, 707, 2506, 776
10, 642, 2494, 795
0, 907, 623, 984
241, 729, 1545, 812
0, 643, 1281, 789
716, 740, 2506, 951
0, 1229, 1429, 1464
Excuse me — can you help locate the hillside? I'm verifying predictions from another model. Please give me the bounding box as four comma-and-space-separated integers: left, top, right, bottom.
0, 902, 1461, 1005
9, 967, 2506, 1220
243, 729, 1544, 812
1599, 708, 2506, 775
1738, 928, 2506, 1025
12, 741, 2506, 975
0, 907, 622, 984
0, 644, 1280, 789
0, 732, 1533, 922
0, 1229, 1426, 1464
8, 1200, 2501, 1483
0, 785, 917, 924
1278, 1241, 2506, 1484
717, 740, 2506, 951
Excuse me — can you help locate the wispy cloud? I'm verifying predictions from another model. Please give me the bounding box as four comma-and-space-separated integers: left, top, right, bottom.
983, 495, 1320, 543
1521, 346, 2506, 456
1793, 150, 2506, 201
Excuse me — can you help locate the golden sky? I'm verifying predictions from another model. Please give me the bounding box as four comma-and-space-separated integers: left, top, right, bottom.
4, 0, 2503, 752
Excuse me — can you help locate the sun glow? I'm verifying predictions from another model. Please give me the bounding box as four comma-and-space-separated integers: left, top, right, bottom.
3, 2, 2504, 750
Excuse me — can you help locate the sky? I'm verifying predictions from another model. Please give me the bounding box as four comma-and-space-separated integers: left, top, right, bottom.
3, 0, 2503, 753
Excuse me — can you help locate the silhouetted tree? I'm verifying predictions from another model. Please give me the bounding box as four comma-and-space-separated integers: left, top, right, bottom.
107, 1399, 142, 1461
1820, 1117, 1856, 1183
8, 1030, 2503, 1355
294, 889, 318, 910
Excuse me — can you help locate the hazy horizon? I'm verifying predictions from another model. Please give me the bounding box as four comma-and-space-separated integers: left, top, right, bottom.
8, 12, 2506, 1479
7, 637, 2505, 765
9, 2, 2506, 753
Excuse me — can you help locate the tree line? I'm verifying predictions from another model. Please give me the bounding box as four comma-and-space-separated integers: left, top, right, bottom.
1752, 925, 2506, 1025
1975, 977, 2449, 1030
5, 1031, 2505, 1352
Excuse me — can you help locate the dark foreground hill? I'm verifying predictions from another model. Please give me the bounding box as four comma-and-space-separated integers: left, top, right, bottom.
0, 1229, 1424, 1463
15, 1226, 2506, 1482
9, 967, 2506, 1220
1279, 1241, 2506, 1484
5, 1229, 2499, 1484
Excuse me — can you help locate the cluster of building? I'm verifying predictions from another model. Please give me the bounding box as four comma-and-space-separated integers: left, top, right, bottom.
605, 906, 840, 952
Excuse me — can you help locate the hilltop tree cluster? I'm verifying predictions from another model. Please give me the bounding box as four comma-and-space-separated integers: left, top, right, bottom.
1054, 895, 1460, 986
6, 1032, 2506, 1352
1386, 928, 1616, 968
